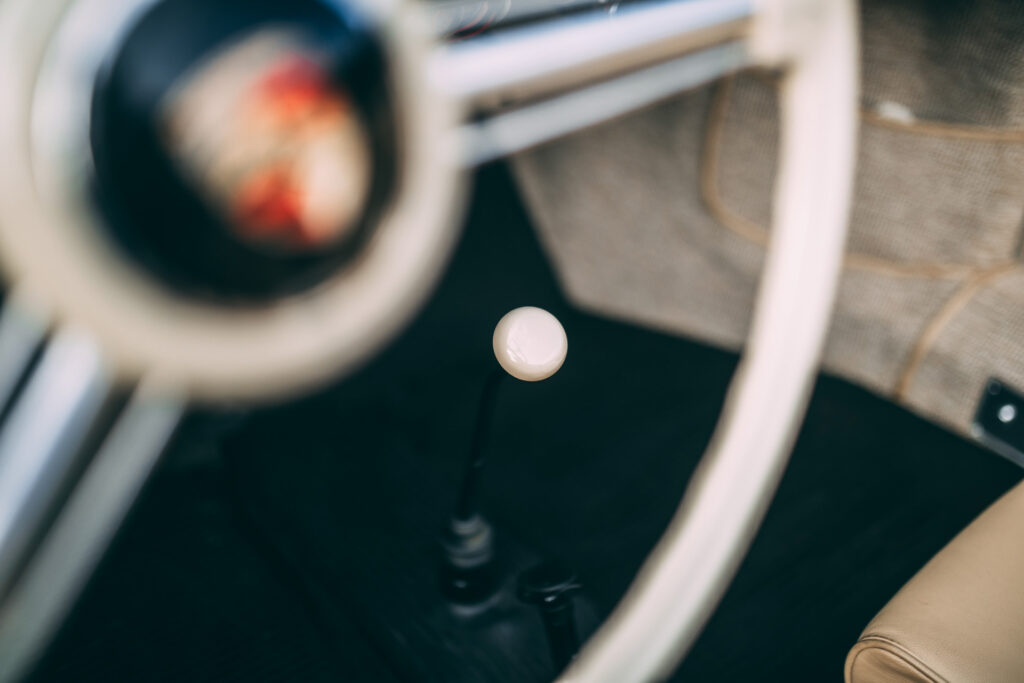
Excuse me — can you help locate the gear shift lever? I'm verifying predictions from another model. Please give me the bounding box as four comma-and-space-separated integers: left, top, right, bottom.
440, 307, 567, 605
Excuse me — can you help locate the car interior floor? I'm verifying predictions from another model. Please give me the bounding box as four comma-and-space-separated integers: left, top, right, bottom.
27, 164, 1022, 683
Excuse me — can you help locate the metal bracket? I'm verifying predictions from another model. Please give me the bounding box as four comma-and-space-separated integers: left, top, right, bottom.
972, 378, 1024, 469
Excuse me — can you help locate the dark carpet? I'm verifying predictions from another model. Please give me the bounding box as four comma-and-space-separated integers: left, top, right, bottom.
28, 164, 1022, 682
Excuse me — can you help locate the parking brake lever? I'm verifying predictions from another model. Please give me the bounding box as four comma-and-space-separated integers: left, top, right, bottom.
518, 562, 583, 671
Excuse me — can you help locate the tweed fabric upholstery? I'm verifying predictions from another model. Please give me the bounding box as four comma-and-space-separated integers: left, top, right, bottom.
512, 0, 1024, 440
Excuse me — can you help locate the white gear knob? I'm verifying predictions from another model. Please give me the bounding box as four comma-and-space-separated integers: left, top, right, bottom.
492, 307, 567, 382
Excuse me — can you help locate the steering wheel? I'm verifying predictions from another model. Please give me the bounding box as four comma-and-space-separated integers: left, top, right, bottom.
0, 0, 857, 680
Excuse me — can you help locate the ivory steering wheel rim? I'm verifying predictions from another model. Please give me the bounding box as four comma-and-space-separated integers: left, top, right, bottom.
0, 0, 859, 679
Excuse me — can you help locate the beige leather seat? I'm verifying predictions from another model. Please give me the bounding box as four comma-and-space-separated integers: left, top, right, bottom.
845, 479, 1024, 682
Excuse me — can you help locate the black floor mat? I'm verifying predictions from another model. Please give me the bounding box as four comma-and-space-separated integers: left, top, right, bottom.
28, 164, 1022, 682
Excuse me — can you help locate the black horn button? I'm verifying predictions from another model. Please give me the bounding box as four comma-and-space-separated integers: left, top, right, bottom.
89, 0, 395, 303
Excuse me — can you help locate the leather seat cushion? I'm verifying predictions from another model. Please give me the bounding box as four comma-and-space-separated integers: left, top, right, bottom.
845, 479, 1024, 682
